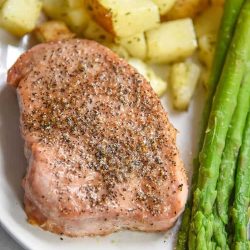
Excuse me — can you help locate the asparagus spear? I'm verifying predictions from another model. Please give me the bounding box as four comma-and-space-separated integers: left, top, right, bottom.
214, 75, 250, 249
206, 0, 245, 92
231, 111, 250, 249
197, 0, 246, 164
212, 72, 250, 249
176, 0, 245, 248
213, 210, 229, 250
213, 72, 250, 248
188, 0, 250, 248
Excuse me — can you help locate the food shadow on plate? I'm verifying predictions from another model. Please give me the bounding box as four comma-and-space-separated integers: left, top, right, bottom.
0, 84, 26, 204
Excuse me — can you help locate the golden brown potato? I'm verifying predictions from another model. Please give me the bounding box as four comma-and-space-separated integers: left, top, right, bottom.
104, 43, 130, 59
128, 58, 167, 97
0, 0, 42, 37
66, 7, 90, 33
83, 19, 114, 43
116, 33, 147, 60
43, 0, 90, 34
170, 59, 201, 110
146, 19, 197, 64
163, 0, 209, 20
152, 0, 177, 15
194, 5, 223, 68
85, 0, 160, 37
194, 5, 223, 38
0, 0, 6, 7
34, 21, 75, 42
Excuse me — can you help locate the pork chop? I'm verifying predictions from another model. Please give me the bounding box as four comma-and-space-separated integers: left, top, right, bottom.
8, 39, 188, 237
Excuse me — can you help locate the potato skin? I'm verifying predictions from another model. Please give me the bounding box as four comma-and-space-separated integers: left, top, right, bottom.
85, 0, 160, 37
162, 0, 209, 20
34, 21, 75, 43
85, 0, 115, 35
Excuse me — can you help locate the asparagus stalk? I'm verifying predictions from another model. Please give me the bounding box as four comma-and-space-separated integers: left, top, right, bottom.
188, 0, 250, 248
200, 0, 246, 143
213, 210, 229, 250
231, 111, 250, 249
216, 71, 250, 225
212, 72, 250, 249
176, 0, 245, 248
206, 0, 245, 92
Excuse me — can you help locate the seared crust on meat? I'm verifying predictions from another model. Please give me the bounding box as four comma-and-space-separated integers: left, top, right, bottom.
8, 39, 188, 237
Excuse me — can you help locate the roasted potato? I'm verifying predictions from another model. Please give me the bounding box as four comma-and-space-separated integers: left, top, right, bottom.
146, 18, 197, 64
85, 0, 160, 37
105, 43, 129, 59
211, 0, 224, 6
66, 7, 90, 33
116, 33, 147, 60
83, 19, 113, 43
163, 0, 209, 20
43, 0, 84, 17
152, 0, 177, 15
42, 0, 68, 20
0, 0, 42, 37
195, 5, 223, 68
128, 58, 167, 97
0, 0, 6, 7
43, 0, 89, 33
34, 21, 75, 42
198, 34, 216, 68
194, 5, 223, 38
170, 59, 201, 110
68, 0, 83, 8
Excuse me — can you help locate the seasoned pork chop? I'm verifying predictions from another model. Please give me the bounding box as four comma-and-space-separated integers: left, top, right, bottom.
8, 39, 188, 237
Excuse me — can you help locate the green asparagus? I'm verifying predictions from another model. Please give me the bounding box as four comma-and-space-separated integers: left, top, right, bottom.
176, 0, 245, 248
189, 0, 250, 248
201, 0, 246, 143
212, 72, 250, 249
231, 111, 250, 249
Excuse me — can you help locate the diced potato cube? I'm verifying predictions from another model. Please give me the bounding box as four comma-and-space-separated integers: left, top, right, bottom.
85, 0, 160, 37
116, 33, 147, 60
146, 18, 197, 64
83, 19, 113, 43
43, 0, 90, 34
194, 5, 223, 38
0, 0, 6, 7
163, 0, 209, 20
152, 0, 176, 15
43, 0, 84, 14
170, 60, 201, 110
43, 0, 68, 19
66, 8, 90, 33
198, 34, 216, 68
128, 58, 167, 97
104, 43, 129, 59
147, 70, 168, 97
67, 0, 83, 8
128, 58, 148, 76
34, 21, 75, 42
0, 0, 42, 37
195, 6, 223, 68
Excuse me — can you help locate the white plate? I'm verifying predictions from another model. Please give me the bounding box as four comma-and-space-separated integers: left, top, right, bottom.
0, 29, 205, 250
